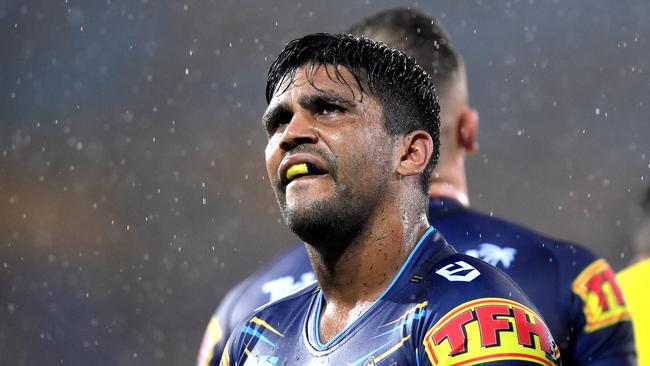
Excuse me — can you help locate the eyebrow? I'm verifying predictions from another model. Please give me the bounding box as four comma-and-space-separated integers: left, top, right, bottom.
296, 90, 356, 110
262, 89, 357, 129
261, 103, 291, 130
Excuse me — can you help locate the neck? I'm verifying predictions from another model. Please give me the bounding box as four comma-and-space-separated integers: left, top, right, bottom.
307, 213, 430, 304
306, 200, 430, 343
428, 181, 469, 206
428, 160, 470, 207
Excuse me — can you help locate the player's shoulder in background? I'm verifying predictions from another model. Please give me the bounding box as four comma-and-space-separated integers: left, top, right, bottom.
198, 243, 312, 366
249, 243, 312, 285
221, 282, 318, 350
458, 206, 603, 272
456, 209, 635, 364
214, 242, 312, 329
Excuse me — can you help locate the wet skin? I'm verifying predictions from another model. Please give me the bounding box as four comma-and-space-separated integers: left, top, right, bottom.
262, 64, 398, 237
262, 64, 405, 342
262, 64, 433, 343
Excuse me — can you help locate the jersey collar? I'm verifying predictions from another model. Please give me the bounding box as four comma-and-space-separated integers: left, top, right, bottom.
306, 226, 445, 351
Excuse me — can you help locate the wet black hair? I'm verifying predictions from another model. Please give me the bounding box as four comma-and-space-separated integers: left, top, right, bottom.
347, 8, 463, 97
265, 32, 440, 193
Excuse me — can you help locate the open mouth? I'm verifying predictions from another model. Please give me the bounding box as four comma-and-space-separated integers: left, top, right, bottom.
284, 162, 327, 184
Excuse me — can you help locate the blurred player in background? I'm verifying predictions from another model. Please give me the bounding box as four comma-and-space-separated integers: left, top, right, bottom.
198, 8, 636, 366
618, 186, 650, 365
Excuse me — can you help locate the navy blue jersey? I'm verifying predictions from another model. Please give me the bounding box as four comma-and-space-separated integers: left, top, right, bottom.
197, 245, 316, 365
198, 198, 635, 366
221, 227, 561, 366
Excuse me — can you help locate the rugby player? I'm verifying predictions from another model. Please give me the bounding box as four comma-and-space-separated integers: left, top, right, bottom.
198, 9, 635, 366
618, 186, 650, 365
218, 32, 560, 366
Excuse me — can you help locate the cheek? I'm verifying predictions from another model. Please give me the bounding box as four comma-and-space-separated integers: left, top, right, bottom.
265, 140, 280, 174
338, 134, 387, 179
356, 131, 397, 174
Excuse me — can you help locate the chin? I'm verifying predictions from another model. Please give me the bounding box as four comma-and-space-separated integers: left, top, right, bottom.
284, 195, 371, 249
284, 178, 332, 202
284, 191, 326, 212
275, 178, 374, 247
281, 200, 342, 244
285, 200, 328, 232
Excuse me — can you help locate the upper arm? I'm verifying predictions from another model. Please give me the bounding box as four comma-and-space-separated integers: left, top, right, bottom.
217, 340, 233, 366
418, 297, 561, 366
196, 281, 250, 366
568, 258, 636, 365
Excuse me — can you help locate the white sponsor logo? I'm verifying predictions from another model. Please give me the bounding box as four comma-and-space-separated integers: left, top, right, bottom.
261, 272, 316, 302
465, 243, 517, 269
436, 261, 480, 282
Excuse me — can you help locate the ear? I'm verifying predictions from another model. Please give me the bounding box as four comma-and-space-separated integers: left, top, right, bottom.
396, 130, 434, 178
457, 108, 479, 153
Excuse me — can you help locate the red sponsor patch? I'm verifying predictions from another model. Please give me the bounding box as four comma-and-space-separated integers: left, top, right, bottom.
572, 259, 631, 332
423, 298, 559, 366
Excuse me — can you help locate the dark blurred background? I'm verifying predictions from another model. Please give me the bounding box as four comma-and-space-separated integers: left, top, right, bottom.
1, 0, 649, 364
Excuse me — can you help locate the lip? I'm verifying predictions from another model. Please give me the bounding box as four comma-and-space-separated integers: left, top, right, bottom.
278, 153, 329, 187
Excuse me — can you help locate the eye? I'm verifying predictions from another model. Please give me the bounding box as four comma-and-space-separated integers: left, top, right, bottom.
264, 110, 293, 135
317, 103, 346, 115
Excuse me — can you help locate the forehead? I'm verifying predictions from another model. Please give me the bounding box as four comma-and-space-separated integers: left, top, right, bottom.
269, 64, 372, 105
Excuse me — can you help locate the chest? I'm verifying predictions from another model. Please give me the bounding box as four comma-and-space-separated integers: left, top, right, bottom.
237, 298, 428, 366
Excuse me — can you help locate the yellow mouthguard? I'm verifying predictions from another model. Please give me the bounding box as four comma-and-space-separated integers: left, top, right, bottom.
286, 163, 309, 181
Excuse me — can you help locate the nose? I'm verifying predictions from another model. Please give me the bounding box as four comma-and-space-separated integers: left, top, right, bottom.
279, 112, 318, 151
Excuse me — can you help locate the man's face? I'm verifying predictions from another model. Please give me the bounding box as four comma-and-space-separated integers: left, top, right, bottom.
263, 64, 398, 243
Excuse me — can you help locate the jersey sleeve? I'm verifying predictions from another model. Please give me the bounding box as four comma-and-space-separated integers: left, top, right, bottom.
196, 243, 313, 366
418, 297, 562, 366
218, 340, 232, 366
567, 257, 636, 365
196, 279, 251, 366
218, 335, 249, 366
